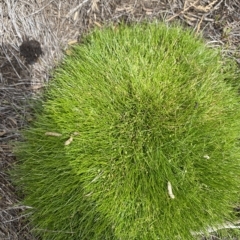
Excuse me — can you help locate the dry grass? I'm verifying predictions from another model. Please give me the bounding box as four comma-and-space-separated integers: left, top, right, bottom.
0, 0, 240, 239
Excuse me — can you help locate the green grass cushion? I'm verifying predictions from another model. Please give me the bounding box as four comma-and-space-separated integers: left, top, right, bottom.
13, 22, 240, 240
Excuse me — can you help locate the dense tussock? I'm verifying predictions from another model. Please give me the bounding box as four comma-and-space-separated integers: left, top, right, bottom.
12, 23, 240, 240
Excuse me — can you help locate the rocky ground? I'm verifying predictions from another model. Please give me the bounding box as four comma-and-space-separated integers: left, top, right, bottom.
0, 0, 240, 239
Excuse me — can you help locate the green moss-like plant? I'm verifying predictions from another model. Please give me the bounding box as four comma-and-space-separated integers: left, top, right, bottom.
12, 22, 240, 240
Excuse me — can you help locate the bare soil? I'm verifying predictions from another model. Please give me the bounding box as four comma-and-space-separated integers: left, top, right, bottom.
0, 0, 240, 239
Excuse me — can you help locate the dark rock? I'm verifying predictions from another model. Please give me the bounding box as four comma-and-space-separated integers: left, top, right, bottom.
19, 39, 43, 64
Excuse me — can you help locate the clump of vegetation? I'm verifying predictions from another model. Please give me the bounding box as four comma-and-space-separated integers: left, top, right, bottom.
12, 22, 240, 240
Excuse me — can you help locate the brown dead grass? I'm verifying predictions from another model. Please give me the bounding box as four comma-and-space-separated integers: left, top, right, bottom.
0, 0, 240, 239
